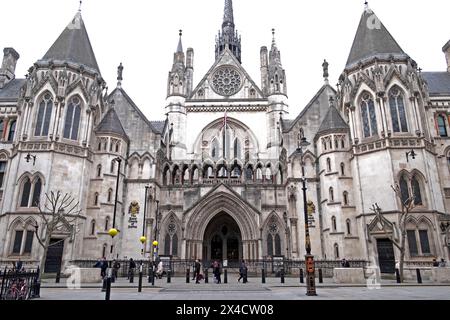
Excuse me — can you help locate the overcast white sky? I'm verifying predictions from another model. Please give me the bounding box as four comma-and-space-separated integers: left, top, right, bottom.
1, 0, 449, 120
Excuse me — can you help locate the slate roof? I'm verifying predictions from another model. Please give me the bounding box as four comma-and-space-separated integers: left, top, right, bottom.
316, 106, 349, 137
96, 108, 128, 139
346, 8, 408, 69
0, 79, 25, 101
41, 12, 100, 74
150, 121, 166, 134
422, 72, 450, 96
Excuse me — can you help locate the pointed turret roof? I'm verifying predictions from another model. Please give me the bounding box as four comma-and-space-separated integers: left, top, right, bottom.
346, 7, 407, 69
316, 106, 349, 136
96, 108, 128, 139
177, 30, 183, 53
41, 12, 100, 74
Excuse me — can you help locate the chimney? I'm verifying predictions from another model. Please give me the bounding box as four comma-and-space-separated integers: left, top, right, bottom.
443, 40, 450, 72
0, 48, 20, 89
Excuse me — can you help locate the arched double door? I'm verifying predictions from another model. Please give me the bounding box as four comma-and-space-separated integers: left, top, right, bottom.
202, 212, 242, 265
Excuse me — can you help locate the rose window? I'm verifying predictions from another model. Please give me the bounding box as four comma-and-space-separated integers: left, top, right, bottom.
211, 67, 242, 96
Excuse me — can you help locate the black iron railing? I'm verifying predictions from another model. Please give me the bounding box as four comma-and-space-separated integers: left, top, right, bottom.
0, 268, 40, 300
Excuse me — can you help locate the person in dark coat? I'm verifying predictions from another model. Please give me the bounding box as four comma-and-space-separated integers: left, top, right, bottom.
212, 260, 221, 284
100, 257, 108, 278
194, 259, 202, 284
238, 260, 247, 283
128, 258, 136, 279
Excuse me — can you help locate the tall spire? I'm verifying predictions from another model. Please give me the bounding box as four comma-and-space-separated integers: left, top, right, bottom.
223, 0, 234, 27
215, 0, 241, 63
177, 30, 183, 53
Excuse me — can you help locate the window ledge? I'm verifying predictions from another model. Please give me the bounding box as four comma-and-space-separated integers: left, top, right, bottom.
327, 202, 342, 206
324, 172, 339, 177
330, 232, 345, 236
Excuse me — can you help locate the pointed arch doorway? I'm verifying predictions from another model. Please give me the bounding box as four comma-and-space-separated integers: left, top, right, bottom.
202, 212, 242, 266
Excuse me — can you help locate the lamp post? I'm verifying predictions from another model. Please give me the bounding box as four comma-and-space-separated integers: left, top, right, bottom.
153, 200, 160, 262
297, 137, 317, 296
140, 186, 150, 256
108, 157, 122, 241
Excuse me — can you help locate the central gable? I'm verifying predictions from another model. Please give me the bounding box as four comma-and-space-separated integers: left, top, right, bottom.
189, 48, 264, 101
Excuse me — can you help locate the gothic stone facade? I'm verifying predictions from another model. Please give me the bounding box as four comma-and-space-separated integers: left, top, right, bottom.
0, 2, 450, 272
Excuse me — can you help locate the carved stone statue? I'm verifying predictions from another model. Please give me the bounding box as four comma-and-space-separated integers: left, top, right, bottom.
322, 59, 329, 79
117, 62, 123, 81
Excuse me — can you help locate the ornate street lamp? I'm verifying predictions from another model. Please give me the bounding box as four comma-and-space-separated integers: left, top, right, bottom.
297, 137, 317, 296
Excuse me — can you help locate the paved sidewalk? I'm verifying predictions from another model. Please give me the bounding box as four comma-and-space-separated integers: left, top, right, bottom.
41, 272, 449, 289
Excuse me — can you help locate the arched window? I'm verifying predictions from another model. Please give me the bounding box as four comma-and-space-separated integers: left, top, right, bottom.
0, 119, 4, 140
411, 176, 423, 206
274, 234, 281, 256
389, 87, 408, 133
234, 138, 241, 159
246, 166, 254, 181
63, 96, 81, 140
192, 167, 199, 182
231, 165, 241, 178
222, 125, 231, 159
265, 167, 272, 181
249, 88, 256, 98
346, 219, 351, 235
35, 93, 53, 137
105, 217, 110, 231
341, 139, 345, 149
115, 143, 120, 153
360, 93, 378, 138
97, 141, 102, 151
11, 225, 34, 255
340, 163, 345, 176
90, 220, 96, 235
211, 139, 219, 160
110, 160, 115, 174
102, 244, 107, 258
329, 187, 334, 202
326, 158, 331, 172
207, 166, 214, 178
256, 167, 263, 180
97, 165, 102, 177
94, 192, 99, 206
437, 115, 448, 137
172, 234, 178, 256
343, 191, 349, 206
163, 167, 170, 186
164, 234, 171, 255
0, 161, 7, 188
400, 175, 409, 205
267, 234, 273, 256
7, 120, 16, 142
332, 216, 337, 232
19, 177, 42, 208
31, 178, 42, 207
334, 243, 340, 259
20, 178, 31, 207
107, 189, 113, 203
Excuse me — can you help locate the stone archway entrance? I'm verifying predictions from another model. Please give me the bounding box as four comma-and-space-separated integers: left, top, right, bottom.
202, 212, 242, 266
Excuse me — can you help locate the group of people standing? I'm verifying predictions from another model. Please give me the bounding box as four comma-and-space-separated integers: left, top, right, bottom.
191, 259, 248, 284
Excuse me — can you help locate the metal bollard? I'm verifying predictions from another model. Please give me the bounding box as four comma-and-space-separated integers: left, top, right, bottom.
101, 277, 107, 292
204, 269, 209, 283
105, 277, 111, 300
395, 268, 401, 283
224, 269, 228, 284
186, 268, 190, 283
55, 269, 61, 283
300, 268, 304, 283
167, 270, 171, 283
138, 271, 143, 292
416, 269, 422, 284
318, 269, 323, 284
262, 268, 266, 284
281, 268, 285, 284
